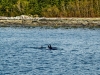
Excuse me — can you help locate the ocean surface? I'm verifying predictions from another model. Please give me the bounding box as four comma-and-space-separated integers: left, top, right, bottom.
0, 27, 100, 75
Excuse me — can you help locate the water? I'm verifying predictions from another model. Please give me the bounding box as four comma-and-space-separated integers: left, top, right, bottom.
0, 27, 100, 75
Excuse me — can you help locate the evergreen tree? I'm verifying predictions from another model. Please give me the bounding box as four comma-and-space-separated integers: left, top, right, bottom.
0, 0, 100, 17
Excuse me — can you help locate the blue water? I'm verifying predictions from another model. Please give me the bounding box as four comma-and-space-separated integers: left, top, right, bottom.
0, 27, 100, 75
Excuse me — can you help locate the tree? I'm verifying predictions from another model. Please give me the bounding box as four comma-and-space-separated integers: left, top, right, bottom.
41, 5, 60, 17
0, 0, 100, 17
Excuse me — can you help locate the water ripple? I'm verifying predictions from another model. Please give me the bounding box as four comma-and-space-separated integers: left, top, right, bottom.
0, 27, 100, 75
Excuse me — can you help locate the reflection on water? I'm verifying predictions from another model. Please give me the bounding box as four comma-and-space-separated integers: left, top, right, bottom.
0, 27, 100, 75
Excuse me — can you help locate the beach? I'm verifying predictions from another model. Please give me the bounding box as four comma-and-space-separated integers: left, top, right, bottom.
0, 16, 100, 28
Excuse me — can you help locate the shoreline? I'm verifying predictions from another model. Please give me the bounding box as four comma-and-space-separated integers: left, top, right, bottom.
0, 17, 100, 28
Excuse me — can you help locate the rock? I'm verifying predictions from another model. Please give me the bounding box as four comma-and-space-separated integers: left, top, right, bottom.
0, 17, 100, 28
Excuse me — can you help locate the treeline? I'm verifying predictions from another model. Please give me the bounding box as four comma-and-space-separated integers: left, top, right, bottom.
0, 0, 100, 17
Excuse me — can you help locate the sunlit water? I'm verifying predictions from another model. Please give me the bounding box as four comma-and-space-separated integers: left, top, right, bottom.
0, 27, 100, 75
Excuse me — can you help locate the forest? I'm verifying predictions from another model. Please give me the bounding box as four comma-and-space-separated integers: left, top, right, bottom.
0, 0, 100, 17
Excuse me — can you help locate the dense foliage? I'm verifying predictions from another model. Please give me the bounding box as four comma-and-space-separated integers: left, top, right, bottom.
0, 0, 100, 17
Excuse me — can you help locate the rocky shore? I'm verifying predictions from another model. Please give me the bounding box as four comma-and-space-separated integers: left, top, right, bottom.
0, 16, 100, 28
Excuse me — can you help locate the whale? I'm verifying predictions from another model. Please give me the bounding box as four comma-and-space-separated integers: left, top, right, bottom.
26, 45, 46, 49
48, 44, 58, 50
25, 44, 62, 50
